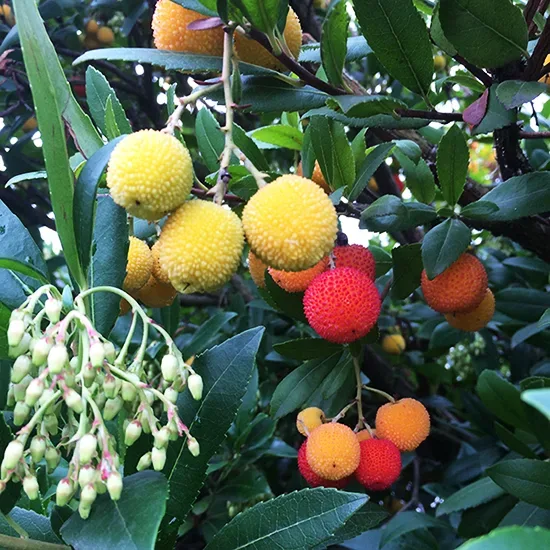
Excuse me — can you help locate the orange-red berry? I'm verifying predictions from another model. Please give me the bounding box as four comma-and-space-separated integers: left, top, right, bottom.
297, 441, 349, 489
333, 244, 376, 281
355, 438, 402, 491
269, 257, 329, 293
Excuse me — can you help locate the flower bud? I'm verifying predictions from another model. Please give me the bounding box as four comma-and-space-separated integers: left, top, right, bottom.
103, 373, 118, 399
56, 478, 74, 506
44, 298, 62, 324
64, 388, 83, 414
103, 396, 123, 421
25, 378, 44, 407
30, 436, 46, 464
6, 385, 15, 407
144, 390, 154, 406
136, 452, 151, 471
89, 342, 105, 368
154, 427, 170, 449
161, 354, 179, 382
23, 475, 40, 500
104, 341, 116, 363
107, 471, 123, 501
64, 368, 76, 389
95, 391, 107, 411
78, 503, 91, 520
32, 338, 52, 367
9, 332, 31, 358
78, 464, 97, 488
121, 381, 137, 402
8, 320, 26, 348
11, 355, 31, 384
48, 344, 69, 374
188, 374, 203, 401
38, 388, 56, 411
13, 375, 32, 402
79, 434, 97, 464
82, 364, 97, 387
81, 483, 97, 507
14, 401, 30, 426
124, 421, 142, 446
187, 437, 200, 457
45, 446, 60, 472
151, 447, 166, 471
43, 414, 59, 436
3, 440, 24, 470
164, 387, 178, 404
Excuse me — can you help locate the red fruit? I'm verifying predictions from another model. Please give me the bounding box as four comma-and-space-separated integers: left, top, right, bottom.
297, 441, 349, 489
303, 267, 381, 344
71, 80, 86, 98
393, 174, 405, 192
355, 439, 402, 491
333, 244, 376, 281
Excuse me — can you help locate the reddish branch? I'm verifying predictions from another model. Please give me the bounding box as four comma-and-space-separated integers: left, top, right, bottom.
524, 0, 550, 37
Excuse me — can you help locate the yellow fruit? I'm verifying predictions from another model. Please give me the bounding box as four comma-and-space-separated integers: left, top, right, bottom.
152, 0, 224, 56
445, 289, 495, 332
151, 241, 171, 285
248, 251, 267, 288
0, 4, 14, 26
296, 161, 331, 194
22, 117, 37, 133
124, 237, 153, 293
434, 54, 447, 71
375, 398, 430, 452
97, 26, 115, 45
235, 8, 302, 71
382, 334, 406, 355
136, 276, 178, 308
368, 178, 378, 192
242, 175, 337, 271
296, 407, 325, 436
85, 19, 99, 34
157, 200, 244, 293
356, 429, 373, 442
269, 256, 328, 293
119, 298, 132, 316
107, 130, 193, 221
306, 423, 360, 480
540, 54, 550, 84
83, 35, 101, 50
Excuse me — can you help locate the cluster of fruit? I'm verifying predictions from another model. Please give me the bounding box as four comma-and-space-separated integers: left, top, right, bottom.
82, 18, 115, 50
296, 398, 430, 491
422, 253, 494, 332
1, 284, 202, 518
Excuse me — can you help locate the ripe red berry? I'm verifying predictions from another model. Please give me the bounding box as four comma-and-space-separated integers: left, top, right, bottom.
303, 267, 381, 344
355, 438, 402, 491
333, 244, 376, 281
297, 442, 349, 489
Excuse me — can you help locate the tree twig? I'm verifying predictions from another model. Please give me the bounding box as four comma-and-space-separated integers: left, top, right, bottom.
0, 534, 70, 550
453, 54, 493, 88
525, 16, 550, 80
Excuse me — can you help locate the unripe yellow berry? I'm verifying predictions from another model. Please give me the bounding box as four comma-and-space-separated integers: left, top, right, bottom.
382, 334, 406, 355
151, 241, 171, 285
157, 200, 244, 293
124, 237, 153, 293
97, 26, 115, 45
85, 19, 99, 34
107, 130, 193, 221
136, 276, 177, 308
242, 175, 337, 271
445, 289, 495, 332
248, 251, 267, 288
296, 407, 325, 436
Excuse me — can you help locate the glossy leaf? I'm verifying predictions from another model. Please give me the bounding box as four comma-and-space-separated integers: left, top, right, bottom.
251, 125, 303, 150
328, 95, 407, 119
522, 388, 550, 420
299, 36, 372, 63
321, 0, 350, 87
182, 312, 237, 358
437, 124, 469, 206
349, 142, 396, 201
273, 338, 343, 360
496, 81, 548, 110
456, 527, 550, 549
392, 244, 423, 300
196, 109, 225, 172
380, 511, 451, 547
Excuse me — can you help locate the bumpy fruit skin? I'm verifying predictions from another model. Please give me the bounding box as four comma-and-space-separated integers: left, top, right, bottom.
158, 200, 244, 293
356, 429, 373, 442
124, 237, 153, 292
85, 19, 99, 34
376, 398, 430, 452
296, 407, 325, 436
235, 8, 302, 71
355, 439, 402, 491
107, 130, 193, 221
248, 251, 267, 288
152, 0, 224, 56
382, 334, 406, 355
137, 276, 177, 308
333, 244, 376, 281
297, 442, 349, 488
421, 253, 487, 314
97, 26, 115, 45
151, 241, 171, 285
445, 289, 495, 332
306, 423, 360, 480
242, 175, 337, 271
304, 267, 381, 344
296, 161, 331, 194
270, 257, 328, 293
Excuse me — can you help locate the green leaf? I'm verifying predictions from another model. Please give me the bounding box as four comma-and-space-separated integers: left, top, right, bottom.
88, 196, 129, 338
182, 312, 237, 358
319, 352, 353, 399
217, 467, 272, 503
273, 338, 343, 360
488, 459, 550, 510
0, 507, 61, 544
398, 156, 436, 204
14, 0, 90, 287
237, 0, 286, 34
264, 272, 307, 323
380, 511, 451, 547
497, 289, 550, 323
60, 471, 167, 550
309, 116, 355, 190
104, 97, 121, 140
328, 95, 407, 119
475, 172, 550, 221
196, 109, 225, 172
476, 370, 529, 431
439, 0, 528, 69
299, 36, 372, 63
165, 328, 264, 518
353, 0, 434, 96
349, 142, 396, 201
522, 388, 550, 420
436, 477, 506, 517
74, 137, 125, 274
321, 0, 350, 87
85, 66, 132, 137
270, 352, 343, 418
172, 0, 218, 16
392, 244, 423, 300
494, 422, 538, 459
437, 125, 469, 206
431, 2, 457, 55
456, 526, 550, 550
421, 219, 471, 279
371, 245, 393, 277
204, 488, 368, 550
496, 81, 548, 110
251, 125, 303, 150
500, 502, 550, 528
474, 85, 516, 135
461, 201, 500, 220
233, 124, 269, 171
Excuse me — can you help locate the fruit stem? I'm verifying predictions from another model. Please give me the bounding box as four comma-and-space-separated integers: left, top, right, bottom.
362, 385, 396, 404
352, 353, 365, 430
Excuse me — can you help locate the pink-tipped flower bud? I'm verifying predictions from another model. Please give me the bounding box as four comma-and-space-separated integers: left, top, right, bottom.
121, 381, 137, 403
64, 388, 83, 414
48, 344, 69, 374
23, 475, 40, 500
56, 478, 74, 506
45, 446, 60, 472
11, 355, 31, 384
107, 471, 123, 501
187, 437, 200, 457
44, 298, 62, 324
89, 342, 105, 368
144, 390, 154, 406
32, 338, 52, 367
13, 401, 31, 426
103, 373, 118, 399
103, 396, 123, 421
164, 387, 178, 404
80, 483, 97, 507
103, 341, 116, 363
188, 374, 203, 401
82, 363, 97, 387
79, 434, 97, 465
124, 421, 142, 446
25, 378, 44, 407
43, 414, 59, 436
9, 332, 31, 358
153, 427, 170, 449
13, 375, 32, 402
7, 385, 15, 407
151, 447, 166, 471
30, 436, 46, 464
78, 464, 98, 488
136, 452, 152, 471
161, 354, 179, 382
2, 440, 24, 470
8, 320, 26, 348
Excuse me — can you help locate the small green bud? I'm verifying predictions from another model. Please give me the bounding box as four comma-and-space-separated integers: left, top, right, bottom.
95, 391, 107, 410
152, 447, 167, 471
64, 368, 76, 389
136, 452, 152, 471
45, 298, 62, 324
32, 338, 52, 367
144, 390, 154, 406
103, 373, 118, 399
23, 475, 40, 500
56, 478, 74, 507
43, 414, 59, 436
9, 332, 31, 358
161, 354, 179, 382
79, 434, 97, 465
107, 471, 123, 501
82, 364, 97, 387
188, 374, 203, 401
80, 483, 97, 507
78, 464, 97, 488
13, 375, 32, 402
103, 396, 123, 421
13, 401, 31, 426
6, 385, 15, 407
78, 503, 91, 520
30, 436, 46, 464
64, 388, 83, 414
11, 355, 31, 384
45, 446, 61, 472
121, 381, 137, 402
8, 320, 26, 348
164, 387, 178, 404
89, 342, 105, 368
25, 378, 44, 407
3, 440, 24, 470
187, 437, 200, 457
124, 421, 142, 446
104, 341, 116, 363
154, 426, 170, 449
48, 344, 69, 374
